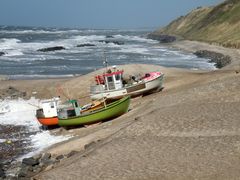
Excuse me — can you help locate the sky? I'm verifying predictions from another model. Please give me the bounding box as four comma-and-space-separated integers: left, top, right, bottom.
0, 0, 224, 29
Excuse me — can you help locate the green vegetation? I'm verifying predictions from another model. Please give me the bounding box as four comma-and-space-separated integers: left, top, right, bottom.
152, 0, 240, 48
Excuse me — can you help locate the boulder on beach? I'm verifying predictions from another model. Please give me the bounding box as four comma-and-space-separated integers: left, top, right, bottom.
37, 46, 66, 52
194, 50, 231, 68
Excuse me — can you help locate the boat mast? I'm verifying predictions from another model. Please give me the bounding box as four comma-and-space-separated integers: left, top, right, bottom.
103, 51, 108, 72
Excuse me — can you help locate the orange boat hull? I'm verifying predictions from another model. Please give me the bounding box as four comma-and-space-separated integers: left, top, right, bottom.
37, 117, 59, 126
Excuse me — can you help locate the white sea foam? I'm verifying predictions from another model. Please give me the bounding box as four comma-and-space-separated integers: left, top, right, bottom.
22, 131, 71, 159
0, 29, 216, 72
0, 97, 71, 157
8, 74, 79, 80
0, 29, 83, 35
0, 34, 105, 58
0, 139, 6, 143
73, 35, 105, 43
0, 38, 21, 49
0, 97, 41, 128
116, 45, 151, 55
114, 34, 157, 43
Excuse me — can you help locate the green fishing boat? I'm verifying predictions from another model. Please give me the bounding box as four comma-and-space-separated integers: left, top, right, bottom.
58, 96, 130, 126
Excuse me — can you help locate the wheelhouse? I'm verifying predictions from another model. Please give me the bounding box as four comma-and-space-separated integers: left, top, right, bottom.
95, 69, 124, 91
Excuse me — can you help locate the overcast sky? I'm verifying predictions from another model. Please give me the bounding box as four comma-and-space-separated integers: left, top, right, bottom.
0, 0, 224, 29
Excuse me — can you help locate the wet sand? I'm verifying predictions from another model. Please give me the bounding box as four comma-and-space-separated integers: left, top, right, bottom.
1, 40, 240, 179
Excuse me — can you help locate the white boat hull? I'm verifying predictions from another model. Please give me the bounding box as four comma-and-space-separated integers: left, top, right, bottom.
90, 74, 164, 100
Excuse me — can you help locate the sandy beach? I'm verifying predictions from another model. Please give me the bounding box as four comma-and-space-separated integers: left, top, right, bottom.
1, 40, 240, 179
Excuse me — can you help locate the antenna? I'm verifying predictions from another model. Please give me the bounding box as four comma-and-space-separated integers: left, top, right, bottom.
103, 51, 108, 72
56, 85, 71, 100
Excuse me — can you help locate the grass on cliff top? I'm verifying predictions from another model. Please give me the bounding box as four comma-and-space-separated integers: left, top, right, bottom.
156, 0, 240, 48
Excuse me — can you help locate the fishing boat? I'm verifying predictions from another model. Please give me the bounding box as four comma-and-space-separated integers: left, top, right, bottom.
90, 66, 164, 100
36, 97, 105, 126
36, 97, 60, 126
58, 96, 130, 127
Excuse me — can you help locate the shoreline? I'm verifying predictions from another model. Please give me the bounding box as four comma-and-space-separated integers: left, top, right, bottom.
1, 40, 240, 179
165, 40, 240, 70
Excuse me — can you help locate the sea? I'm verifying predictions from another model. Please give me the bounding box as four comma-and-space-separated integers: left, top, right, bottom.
0, 26, 215, 171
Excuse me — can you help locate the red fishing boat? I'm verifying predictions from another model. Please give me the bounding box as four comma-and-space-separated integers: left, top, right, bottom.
90, 66, 164, 100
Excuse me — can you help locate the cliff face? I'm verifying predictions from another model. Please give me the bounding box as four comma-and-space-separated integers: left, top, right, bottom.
151, 0, 240, 48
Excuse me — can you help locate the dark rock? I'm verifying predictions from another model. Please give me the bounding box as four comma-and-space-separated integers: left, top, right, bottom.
32, 166, 42, 173
37, 46, 65, 52
56, 154, 64, 161
0, 52, 5, 56
18, 164, 33, 178
106, 35, 114, 38
76, 43, 95, 47
33, 154, 42, 161
39, 159, 55, 169
22, 157, 39, 166
98, 40, 124, 45
147, 34, 176, 43
194, 50, 231, 68
66, 151, 79, 158
84, 141, 96, 150
0, 166, 5, 178
40, 153, 51, 163
112, 41, 124, 45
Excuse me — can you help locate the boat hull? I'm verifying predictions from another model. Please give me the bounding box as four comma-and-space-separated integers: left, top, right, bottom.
37, 117, 59, 126
58, 96, 130, 126
91, 73, 164, 100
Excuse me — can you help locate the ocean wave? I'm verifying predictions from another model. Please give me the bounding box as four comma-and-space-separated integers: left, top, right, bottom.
114, 34, 158, 43
0, 29, 83, 35
0, 38, 21, 49
8, 74, 80, 80
22, 131, 71, 159
72, 35, 105, 43
4, 50, 24, 57
114, 45, 151, 55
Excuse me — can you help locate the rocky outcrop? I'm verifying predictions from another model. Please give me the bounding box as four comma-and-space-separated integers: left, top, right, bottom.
106, 35, 114, 38
99, 40, 124, 45
0, 164, 5, 179
5, 141, 100, 178
0, 52, 5, 56
76, 43, 95, 47
37, 46, 65, 52
12, 151, 80, 178
147, 34, 176, 43
194, 50, 231, 68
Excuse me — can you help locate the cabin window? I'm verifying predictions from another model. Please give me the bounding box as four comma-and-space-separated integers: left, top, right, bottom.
50, 103, 54, 108
75, 102, 78, 107
115, 74, 121, 81
107, 76, 113, 82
